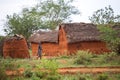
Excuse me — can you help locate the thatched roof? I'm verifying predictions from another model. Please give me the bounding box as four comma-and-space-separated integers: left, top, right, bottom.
4, 34, 24, 42
60, 23, 101, 43
29, 23, 120, 44
29, 30, 58, 43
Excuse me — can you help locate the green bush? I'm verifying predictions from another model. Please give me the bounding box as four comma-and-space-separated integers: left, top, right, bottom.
97, 52, 118, 64
13, 77, 24, 80
34, 71, 47, 79
40, 59, 59, 75
24, 69, 33, 78
79, 76, 86, 80
74, 50, 93, 65
1, 58, 18, 70
35, 59, 60, 79
106, 52, 117, 61
0, 67, 7, 80
78, 74, 92, 80
97, 73, 108, 80
31, 75, 40, 80
97, 24, 120, 54
0, 36, 5, 57
46, 74, 61, 80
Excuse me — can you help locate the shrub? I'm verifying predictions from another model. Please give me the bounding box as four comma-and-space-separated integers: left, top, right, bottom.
97, 24, 120, 54
31, 75, 40, 80
41, 59, 59, 75
97, 73, 108, 80
74, 50, 93, 65
46, 74, 61, 80
13, 77, 24, 80
78, 74, 92, 80
97, 52, 118, 64
0, 36, 5, 57
0, 67, 7, 80
61, 75, 78, 80
24, 69, 33, 78
34, 71, 47, 79
2, 58, 18, 70
79, 76, 86, 80
106, 52, 117, 60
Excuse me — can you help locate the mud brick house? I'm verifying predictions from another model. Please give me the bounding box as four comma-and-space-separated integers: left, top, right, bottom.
29, 23, 111, 56
3, 34, 30, 58
29, 31, 59, 56
59, 23, 110, 54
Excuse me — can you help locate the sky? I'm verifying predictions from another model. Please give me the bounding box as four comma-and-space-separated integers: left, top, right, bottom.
0, 0, 120, 35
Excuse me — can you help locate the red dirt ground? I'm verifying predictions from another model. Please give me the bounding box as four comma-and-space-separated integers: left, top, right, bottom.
5, 56, 120, 76
58, 67, 120, 74
6, 67, 120, 76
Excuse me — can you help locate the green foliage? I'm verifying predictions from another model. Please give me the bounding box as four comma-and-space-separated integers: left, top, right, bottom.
34, 71, 46, 79
41, 59, 59, 75
74, 50, 93, 65
46, 74, 61, 80
73, 50, 120, 66
35, 0, 80, 30
78, 74, 92, 80
4, 0, 80, 39
78, 75, 86, 80
0, 56, 120, 80
0, 36, 5, 41
24, 69, 33, 78
89, 5, 120, 24
1, 58, 18, 70
23, 59, 59, 79
0, 66, 7, 80
98, 24, 120, 54
4, 12, 39, 39
89, 5, 120, 54
62, 75, 77, 80
97, 73, 108, 80
103, 52, 117, 61
0, 36, 5, 57
12, 77, 25, 80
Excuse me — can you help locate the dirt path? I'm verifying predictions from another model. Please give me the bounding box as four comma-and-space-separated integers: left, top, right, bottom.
6, 67, 120, 76
58, 67, 120, 74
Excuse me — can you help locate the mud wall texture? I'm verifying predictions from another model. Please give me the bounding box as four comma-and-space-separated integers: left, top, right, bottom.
68, 41, 110, 54
42, 43, 59, 56
31, 27, 111, 56
31, 43, 38, 56
31, 42, 59, 56
59, 26, 68, 55
3, 38, 30, 58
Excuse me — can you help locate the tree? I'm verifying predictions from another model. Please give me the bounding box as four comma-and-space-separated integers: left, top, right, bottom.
98, 24, 120, 54
89, 5, 120, 24
4, 9, 41, 39
0, 36, 5, 57
89, 5, 120, 54
35, 0, 80, 29
4, 0, 80, 39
